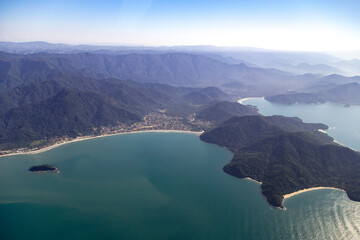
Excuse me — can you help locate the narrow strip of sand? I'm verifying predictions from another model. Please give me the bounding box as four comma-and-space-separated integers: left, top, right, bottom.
0, 130, 204, 158
283, 187, 344, 199
238, 97, 264, 104
244, 177, 262, 184
332, 139, 357, 151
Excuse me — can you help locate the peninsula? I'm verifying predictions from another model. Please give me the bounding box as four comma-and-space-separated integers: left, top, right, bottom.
200, 115, 360, 208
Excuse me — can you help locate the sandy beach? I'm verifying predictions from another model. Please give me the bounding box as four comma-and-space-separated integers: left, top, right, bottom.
0, 130, 204, 158
244, 177, 262, 184
238, 97, 264, 104
333, 139, 357, 150
317, 129, 327, 133
283, 187, 344, 199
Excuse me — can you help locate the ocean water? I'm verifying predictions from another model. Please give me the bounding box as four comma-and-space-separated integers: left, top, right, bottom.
0, 131, 359, 239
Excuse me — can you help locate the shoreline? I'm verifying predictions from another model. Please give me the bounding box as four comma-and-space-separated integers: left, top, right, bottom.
283, 187, 344, 199
238, 97, 264, 104
244, 177, 262, 184
0, 130, 204, 158
333, 139, 357, 151
29, 168, 60, 174
317, 129, 327, 133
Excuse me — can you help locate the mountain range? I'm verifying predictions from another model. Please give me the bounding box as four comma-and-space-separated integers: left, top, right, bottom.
1, 49, 359, 100
1, 41, 359, 76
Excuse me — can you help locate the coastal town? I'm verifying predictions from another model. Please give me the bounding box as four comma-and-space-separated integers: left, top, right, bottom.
0, 112, 212, 157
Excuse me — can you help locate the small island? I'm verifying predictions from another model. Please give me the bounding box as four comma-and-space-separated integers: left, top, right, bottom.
29, 164, 59, 173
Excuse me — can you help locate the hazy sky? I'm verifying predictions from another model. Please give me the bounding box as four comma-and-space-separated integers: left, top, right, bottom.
0, 0, 359, 51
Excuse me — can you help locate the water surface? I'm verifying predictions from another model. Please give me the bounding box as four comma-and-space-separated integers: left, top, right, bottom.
0, 132, 359, 239
242, 98, 360, 151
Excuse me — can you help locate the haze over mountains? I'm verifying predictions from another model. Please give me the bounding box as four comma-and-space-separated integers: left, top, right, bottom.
0, 50, 294, 97
1, 42, 359, 99
1, 41, 359, 76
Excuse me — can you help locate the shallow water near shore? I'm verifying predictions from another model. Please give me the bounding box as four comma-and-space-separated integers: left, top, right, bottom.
0, 132, 359, 239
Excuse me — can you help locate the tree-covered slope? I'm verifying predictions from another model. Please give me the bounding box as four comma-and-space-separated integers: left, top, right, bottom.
196, 101, 259, 124
200, 115, 328, 150
266, 82, 360, 105
0, 89, 141, 149
0, 68, 242, 150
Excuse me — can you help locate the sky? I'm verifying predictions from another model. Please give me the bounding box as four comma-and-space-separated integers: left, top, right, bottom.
0, 0, 359, 51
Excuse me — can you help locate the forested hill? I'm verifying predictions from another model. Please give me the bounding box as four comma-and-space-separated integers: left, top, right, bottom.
196, 101, 259, 124
200, 115, 360, 208
266, 81, 360, 105
0, 66, 263, 151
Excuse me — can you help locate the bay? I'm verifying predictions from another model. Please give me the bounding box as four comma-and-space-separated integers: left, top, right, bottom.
0, 131, 359, 239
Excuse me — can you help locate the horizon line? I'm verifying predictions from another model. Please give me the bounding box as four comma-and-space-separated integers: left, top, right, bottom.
1, 40, 360, 54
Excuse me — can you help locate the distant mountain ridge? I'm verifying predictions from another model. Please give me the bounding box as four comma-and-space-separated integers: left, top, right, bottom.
266, 81, 360, 105
1, 41, 359, 76
0, 51, 294, 94
2, 50, 359, 99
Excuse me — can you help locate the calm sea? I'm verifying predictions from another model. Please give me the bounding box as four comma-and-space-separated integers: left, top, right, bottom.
1, 100, 359, 239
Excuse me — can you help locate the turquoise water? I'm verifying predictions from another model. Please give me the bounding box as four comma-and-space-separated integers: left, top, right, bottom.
0, 132, 359, 239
